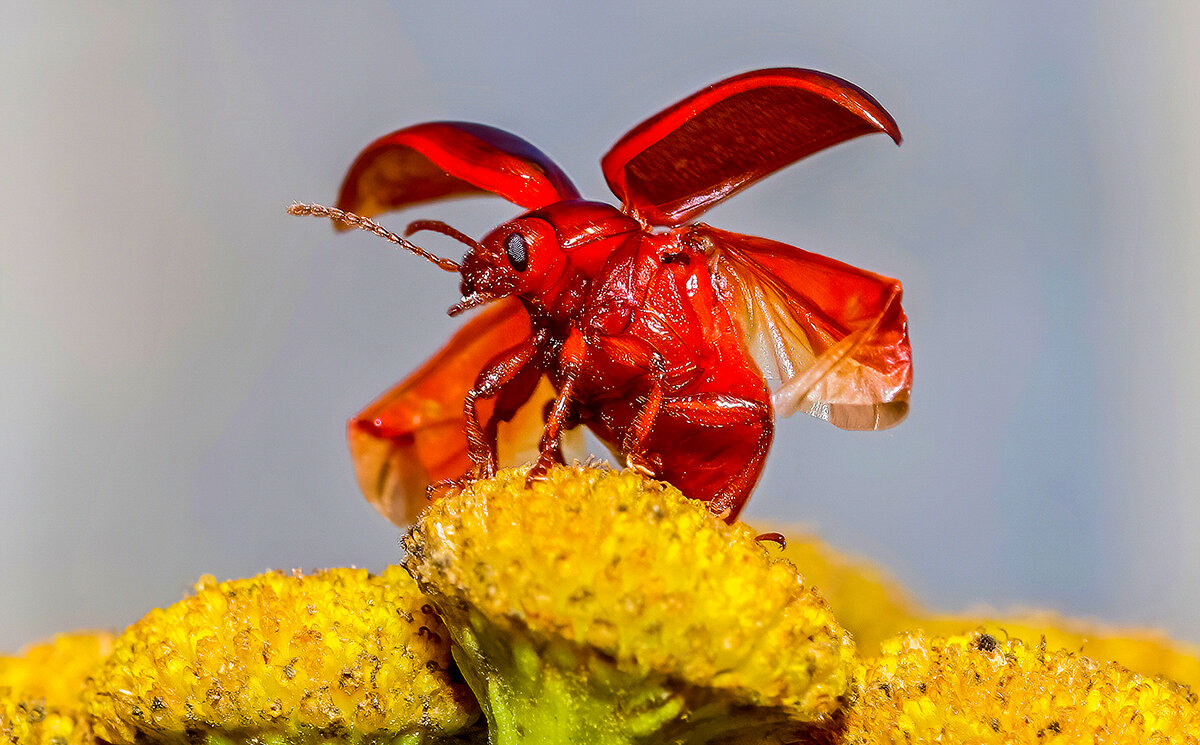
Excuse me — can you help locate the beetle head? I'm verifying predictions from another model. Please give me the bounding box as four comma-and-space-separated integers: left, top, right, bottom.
287, 200, 637, 320
455, 215, 559, 312
457, 201, 638, 317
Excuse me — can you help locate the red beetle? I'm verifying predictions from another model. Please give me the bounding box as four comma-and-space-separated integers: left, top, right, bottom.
292, 68, 911, 524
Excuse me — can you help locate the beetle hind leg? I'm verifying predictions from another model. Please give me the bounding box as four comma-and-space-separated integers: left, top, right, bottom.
707, 419, 772, 518
643, 391, 773, 521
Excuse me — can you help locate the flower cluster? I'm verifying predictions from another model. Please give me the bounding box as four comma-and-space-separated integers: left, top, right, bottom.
779, 531, 1200, 689
403, 465, 853, 744
843, 632, 1199, 742
4, 465, 1199, 744
0, 632, 114, 745
85, 567, 477, 744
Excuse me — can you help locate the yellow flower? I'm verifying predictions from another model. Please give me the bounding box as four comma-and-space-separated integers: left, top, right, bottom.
403, 464, 854, 745
13, 471, 1200, 744
85, 566, 478, 744
0, 632, 114, 745
917, 614, 1200, 691
843, 631, 1200, 743
777, 531, 921, 654
777, 527, 1200, 689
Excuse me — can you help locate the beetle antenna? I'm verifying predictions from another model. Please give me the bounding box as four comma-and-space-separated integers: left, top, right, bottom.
405, 219, 483, 251
287, 202, 461, 273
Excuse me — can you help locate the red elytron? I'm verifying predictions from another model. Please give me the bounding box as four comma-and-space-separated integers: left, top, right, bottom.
294, 68, 911, 524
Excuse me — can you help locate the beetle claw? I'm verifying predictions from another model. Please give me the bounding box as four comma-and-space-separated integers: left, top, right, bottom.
426, 477, 467, 502
525, 452, 560, 487
624, 452, 661, 478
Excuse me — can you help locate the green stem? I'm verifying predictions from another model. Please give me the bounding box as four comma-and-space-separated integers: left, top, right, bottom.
445, 605, 801, 745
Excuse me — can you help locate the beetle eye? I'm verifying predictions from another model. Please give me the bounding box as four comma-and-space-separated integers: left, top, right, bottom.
504, 232, 529, 272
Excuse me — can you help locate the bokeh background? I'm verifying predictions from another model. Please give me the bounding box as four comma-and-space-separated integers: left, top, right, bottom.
4, 3, 1199, 650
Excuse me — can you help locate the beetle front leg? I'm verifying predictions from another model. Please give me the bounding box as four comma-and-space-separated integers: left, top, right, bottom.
527, 329, 587, 485
463, 334, 544, 479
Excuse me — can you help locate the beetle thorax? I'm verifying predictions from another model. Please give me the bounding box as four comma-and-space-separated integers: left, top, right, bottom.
464, 201, 639, 327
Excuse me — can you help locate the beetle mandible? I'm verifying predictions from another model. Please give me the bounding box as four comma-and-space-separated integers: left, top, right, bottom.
291, 68, 912, 524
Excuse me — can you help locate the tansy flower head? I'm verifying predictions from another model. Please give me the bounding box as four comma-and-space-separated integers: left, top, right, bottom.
917, 614, 1200, 691
778, 530, 920, 655
775, 525, 1200, 689
0, 632, 115, 745
85, 566, 478, 744
402, 464, 854, 745
841, 631, 1200, 743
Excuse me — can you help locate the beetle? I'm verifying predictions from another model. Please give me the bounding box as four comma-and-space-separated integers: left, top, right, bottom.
291, 67, 912, 524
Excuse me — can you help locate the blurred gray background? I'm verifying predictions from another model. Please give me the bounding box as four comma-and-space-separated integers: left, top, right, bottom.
4, 3, 1199, 649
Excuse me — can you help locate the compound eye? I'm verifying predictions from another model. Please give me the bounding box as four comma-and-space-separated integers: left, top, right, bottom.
504, 232, 529, 272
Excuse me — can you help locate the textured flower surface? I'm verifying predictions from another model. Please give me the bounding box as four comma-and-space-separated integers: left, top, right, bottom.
841, 631, 1200, 744
403, 464, 854, 745
84, 567, 479, 744
778, 532, 920, 655
6, 467, 1200, 744
0, 632, 114, 745
778, 529, 1200, 689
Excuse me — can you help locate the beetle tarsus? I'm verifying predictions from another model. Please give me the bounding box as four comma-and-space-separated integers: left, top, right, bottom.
524, 452, 559, 486
624, 453, 660, 478
426, 477, 465, 502
754, 532, 787, 549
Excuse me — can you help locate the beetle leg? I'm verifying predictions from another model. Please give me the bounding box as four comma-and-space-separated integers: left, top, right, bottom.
537, 396, 583, 465
709, 417, 771, 517
527, 329, 587, 485
621, 353, 667, 476
424, 477, 461, 502
526, 374, 578, 484
655, 393, 772, 518
463, 332, 545, 479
